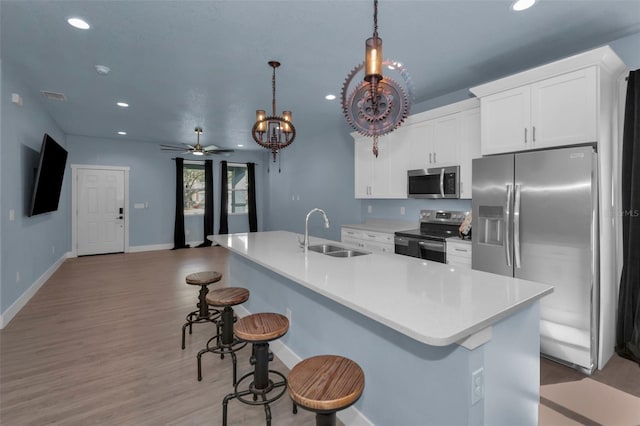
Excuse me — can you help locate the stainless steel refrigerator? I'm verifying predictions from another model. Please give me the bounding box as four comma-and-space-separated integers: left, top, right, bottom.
472, 145, 599, 373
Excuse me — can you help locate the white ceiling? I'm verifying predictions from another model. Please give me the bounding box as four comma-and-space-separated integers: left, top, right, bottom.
2, 0, 639, 150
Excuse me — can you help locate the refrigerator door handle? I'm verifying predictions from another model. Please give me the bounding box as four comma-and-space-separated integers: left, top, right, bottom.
514, 183, 522, 268
439, 168, 445, 197
505, 184, 513, 267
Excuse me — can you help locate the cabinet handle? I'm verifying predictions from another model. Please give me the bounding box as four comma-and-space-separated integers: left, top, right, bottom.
433, 152, 437, 163
429, 152, 432, 163
367, 234, 376, 238
533, 126, 536, 142
454, 248, 468, 252
524, 128, 528, 143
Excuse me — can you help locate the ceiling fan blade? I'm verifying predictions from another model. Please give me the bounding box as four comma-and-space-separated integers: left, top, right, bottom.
203, 145, 219, 150
161, 147, 189, 152
205, 149, 235, 156
160, 144, 188, 149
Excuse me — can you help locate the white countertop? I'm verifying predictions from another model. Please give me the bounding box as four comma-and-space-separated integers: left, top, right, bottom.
341, 219, 416, 234
213, 231, 553, 347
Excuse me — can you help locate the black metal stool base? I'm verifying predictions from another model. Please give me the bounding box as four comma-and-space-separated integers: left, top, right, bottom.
197, 336, 247, 383
180, 283, 221, 349
292, 403, 338, 426
222, 369, 287, 426
196, 306, 247, 382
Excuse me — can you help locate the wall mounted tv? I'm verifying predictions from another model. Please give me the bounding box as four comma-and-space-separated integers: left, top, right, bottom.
29, 133, 68, 216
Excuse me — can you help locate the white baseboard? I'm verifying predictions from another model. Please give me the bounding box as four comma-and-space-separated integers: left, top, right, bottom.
233, 305, 373, 426
0, 252, 71, 329
128, 243, 173, 253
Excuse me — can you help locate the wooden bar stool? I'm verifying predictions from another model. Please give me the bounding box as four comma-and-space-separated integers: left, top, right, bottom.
222, 313, 289, 426
197, 287, 249, 383
288, 355, 365, 426
181, 271, 223, 349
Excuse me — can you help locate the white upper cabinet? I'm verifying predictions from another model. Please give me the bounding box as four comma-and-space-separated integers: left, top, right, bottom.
479, 67, 597, 155
473, 63, 601, 155
530, 67, 597, 148
479, 86, 531, 154
352, 98, 480, 199
354, 135, 407, 199
458, 108, 481, 199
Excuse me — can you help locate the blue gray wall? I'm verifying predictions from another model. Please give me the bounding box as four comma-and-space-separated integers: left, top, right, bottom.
1, 61, 70, 314
67, 135, 267, 248
2, 32, 639, 322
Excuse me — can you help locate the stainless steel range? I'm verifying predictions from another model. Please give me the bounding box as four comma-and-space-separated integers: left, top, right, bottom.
394, 209, 468, 263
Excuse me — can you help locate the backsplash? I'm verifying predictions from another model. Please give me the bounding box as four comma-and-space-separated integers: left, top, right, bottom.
361, 199, 472, 223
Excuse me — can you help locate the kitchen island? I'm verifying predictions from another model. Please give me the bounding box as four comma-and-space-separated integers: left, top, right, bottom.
213, 231, 553, 425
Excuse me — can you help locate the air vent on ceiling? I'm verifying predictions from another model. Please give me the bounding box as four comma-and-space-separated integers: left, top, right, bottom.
40, 90, 67, 101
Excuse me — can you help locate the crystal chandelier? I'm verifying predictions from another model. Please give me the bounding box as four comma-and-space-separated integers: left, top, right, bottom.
252, 61, 296, 167
341, 0, 413, 157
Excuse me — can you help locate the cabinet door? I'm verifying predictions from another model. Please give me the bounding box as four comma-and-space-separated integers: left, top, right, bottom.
354, 137, 373, 198
384, 131, 409, 198
458, 108, 481, 199
480, 86, 531, 155
405, 120, 435, 170
371, 138, 391, 197
531, 66, 597, 148
432, 113, 459, 166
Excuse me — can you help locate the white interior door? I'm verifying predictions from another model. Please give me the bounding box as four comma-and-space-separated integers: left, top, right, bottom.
77, 168, 125, 255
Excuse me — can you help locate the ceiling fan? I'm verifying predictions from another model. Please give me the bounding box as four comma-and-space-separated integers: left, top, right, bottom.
160, 127, 235, 156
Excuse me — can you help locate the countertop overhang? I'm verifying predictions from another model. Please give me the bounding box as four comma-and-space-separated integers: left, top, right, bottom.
213, 231, 553, 347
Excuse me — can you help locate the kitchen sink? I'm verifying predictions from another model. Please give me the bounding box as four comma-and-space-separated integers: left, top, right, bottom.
325, 249, 368, 258
307, 244, 346, 254
307, 244, 369, 257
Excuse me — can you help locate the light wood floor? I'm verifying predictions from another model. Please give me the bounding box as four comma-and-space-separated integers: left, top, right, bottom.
0, 247, 323, 425
2, 247, 638, 425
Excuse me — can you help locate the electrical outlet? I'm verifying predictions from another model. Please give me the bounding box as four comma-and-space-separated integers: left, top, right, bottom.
9, 209, 15, 221
16, 271, 20, 283
285, 308, 292, 326
52, 245, 55, 254
471, 368, 484, 405
367, 205, 372, 213
400, 206, 406, 215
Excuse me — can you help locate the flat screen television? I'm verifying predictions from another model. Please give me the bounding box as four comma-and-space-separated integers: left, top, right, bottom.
29, 133, 68, 216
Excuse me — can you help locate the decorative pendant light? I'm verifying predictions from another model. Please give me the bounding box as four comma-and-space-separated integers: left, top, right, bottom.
252, 61, 296, 169
341, 0, 413, 157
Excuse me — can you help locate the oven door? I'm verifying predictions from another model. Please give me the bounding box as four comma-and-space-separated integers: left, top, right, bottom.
395, 236, 446, 263
417, 239, 446, 263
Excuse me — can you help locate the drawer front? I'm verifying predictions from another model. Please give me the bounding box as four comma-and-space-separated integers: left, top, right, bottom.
448, 254, 472, 268
361, 230, 394, 244
341, 228, 365, 241
342, 237, 367, 250
447, 241, 472, 259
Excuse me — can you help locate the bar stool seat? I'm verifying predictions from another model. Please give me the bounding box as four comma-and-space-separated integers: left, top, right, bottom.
223, 312, 289, 426
197, 287, 250, 383
288, 355, 364, 426
181, 271, 223, 350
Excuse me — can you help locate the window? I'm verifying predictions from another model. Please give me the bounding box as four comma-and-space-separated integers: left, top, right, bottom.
228, 164, 248, 214
184, 164, 205, 215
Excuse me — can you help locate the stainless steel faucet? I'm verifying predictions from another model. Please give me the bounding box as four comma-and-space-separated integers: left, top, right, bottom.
300, 208, 330, 252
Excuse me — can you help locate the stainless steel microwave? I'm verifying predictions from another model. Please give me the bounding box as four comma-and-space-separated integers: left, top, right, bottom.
407, 166, 460, 199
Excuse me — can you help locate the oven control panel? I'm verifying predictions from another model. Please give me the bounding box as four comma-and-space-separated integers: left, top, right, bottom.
420, 209, 468, 225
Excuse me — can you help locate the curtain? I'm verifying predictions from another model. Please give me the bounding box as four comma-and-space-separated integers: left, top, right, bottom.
247, 162, 258, 232
197, 159, 214, 247
172, 158, 189, 249
219, 161, 229, 234
616, 69, 640, 365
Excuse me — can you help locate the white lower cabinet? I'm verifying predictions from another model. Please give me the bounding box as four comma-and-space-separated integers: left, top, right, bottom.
447, 239, 472, 268
341, 227, 395, 254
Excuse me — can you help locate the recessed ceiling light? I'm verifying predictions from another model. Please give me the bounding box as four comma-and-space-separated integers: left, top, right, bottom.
95, 65, 110, 75
237, 144, 244, 147
325, 94, 336, 100
117, 131, 127, 135
67, 17, 90, 30
117, 102, 129, 108
511, 0, 536, 11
